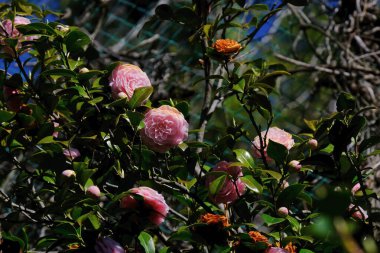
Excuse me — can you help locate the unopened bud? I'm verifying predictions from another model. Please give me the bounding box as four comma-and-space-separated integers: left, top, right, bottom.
308, 139, 318, 150
86, 185, 101, 198
277, 207, 289, 217
62, 169, 76, 178
56, 24, 70, 33
79, 67, 89, 74
288, 160, 302, 172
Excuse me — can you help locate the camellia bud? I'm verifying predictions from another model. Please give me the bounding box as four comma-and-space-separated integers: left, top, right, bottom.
62, 170, 76, 178
86, 185, 101, 198
56, 24, 70, 33
277, 207, 289, 217
351, 183, 361, 195
308, 139, 318, 150
288, 160, 302, 172
79, 67, 89, 74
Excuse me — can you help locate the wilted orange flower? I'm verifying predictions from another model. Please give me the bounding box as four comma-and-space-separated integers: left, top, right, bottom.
200, 213, 230, 227
248, 231, 271, 246
212, 39, 242, 55
68, 243, 80, 249
275, 242, 297, 253
284, 242, 297, 253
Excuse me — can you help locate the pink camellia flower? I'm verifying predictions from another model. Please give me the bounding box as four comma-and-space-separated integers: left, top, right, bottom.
288, 160, 302, 172
351, 183, 362, 195
1, 16, 36, 56
3, 85, 22, 112
1, 16, 31, 39
252, 127, 294, 162
141, 105, 188, 153
205, 161, 246, 204
348, 204, 368, 221
62, 169, 76, 178
109, 63, 151, 100
266, 247, 290, 253
277, 207, 289, 217
308, 139, 318, 150
63, 148, 81, 160
86, 185, 101, 198
120, 186, 169, 226
95, 237, 124, 253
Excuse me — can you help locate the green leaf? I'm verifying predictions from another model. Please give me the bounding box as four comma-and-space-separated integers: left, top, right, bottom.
241, 175, 262, 194
88, 213, 100, 230
64, 29, 91, 54
261, 214, 285, 226
277, 184, 306, 207
286, 216, 301, 232
282, 235, 313, 243
209, 174, 227, 196
233, 79, 245, 93
16, 22, 56, 35
249, 4, 269, 10
138, 231, 155, 253
262, 170, 282, 181
304, 119, 318, 132
300, 249, 315, 253
128, 86, 153, 109
42, 69, 77, 78
234, 149, 255, 168
37, 136, 55, 144
0, 110, 16, 122
267, 140, 288, 165
337, 92, 356, 112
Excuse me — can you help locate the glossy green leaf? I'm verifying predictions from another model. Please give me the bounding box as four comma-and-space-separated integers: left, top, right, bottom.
241, 175, 262, 194
234, 149, 255, 168
138, 231, 155, 253
209, 174, 227, 196
0, 110, 16, 122
261, 214, 285, 226
128, 86, 153, 109
277, 184, 306, 207
267, 140, 288, 165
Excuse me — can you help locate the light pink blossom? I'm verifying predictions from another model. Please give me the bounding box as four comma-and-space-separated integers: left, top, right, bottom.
109, 63, 151, 100
86, 185, 101, 198
288, 160, 302, 172
0, 16, 36, 56
205, 161, 246, 204
277, 207, 289, 217
308, 139, 318, 150
120, 186, 169, 226
252, 127, 294, 162
141, 105, 188, 153
62, 170, 76, 178
348, 204, 368, 221
63, 148, 81, 160
1, 16, 31, 39
351, 183, 361, 195
95, 237, 124, 253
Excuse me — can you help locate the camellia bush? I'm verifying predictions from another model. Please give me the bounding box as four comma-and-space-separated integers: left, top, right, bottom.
0, 0, 379, 253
